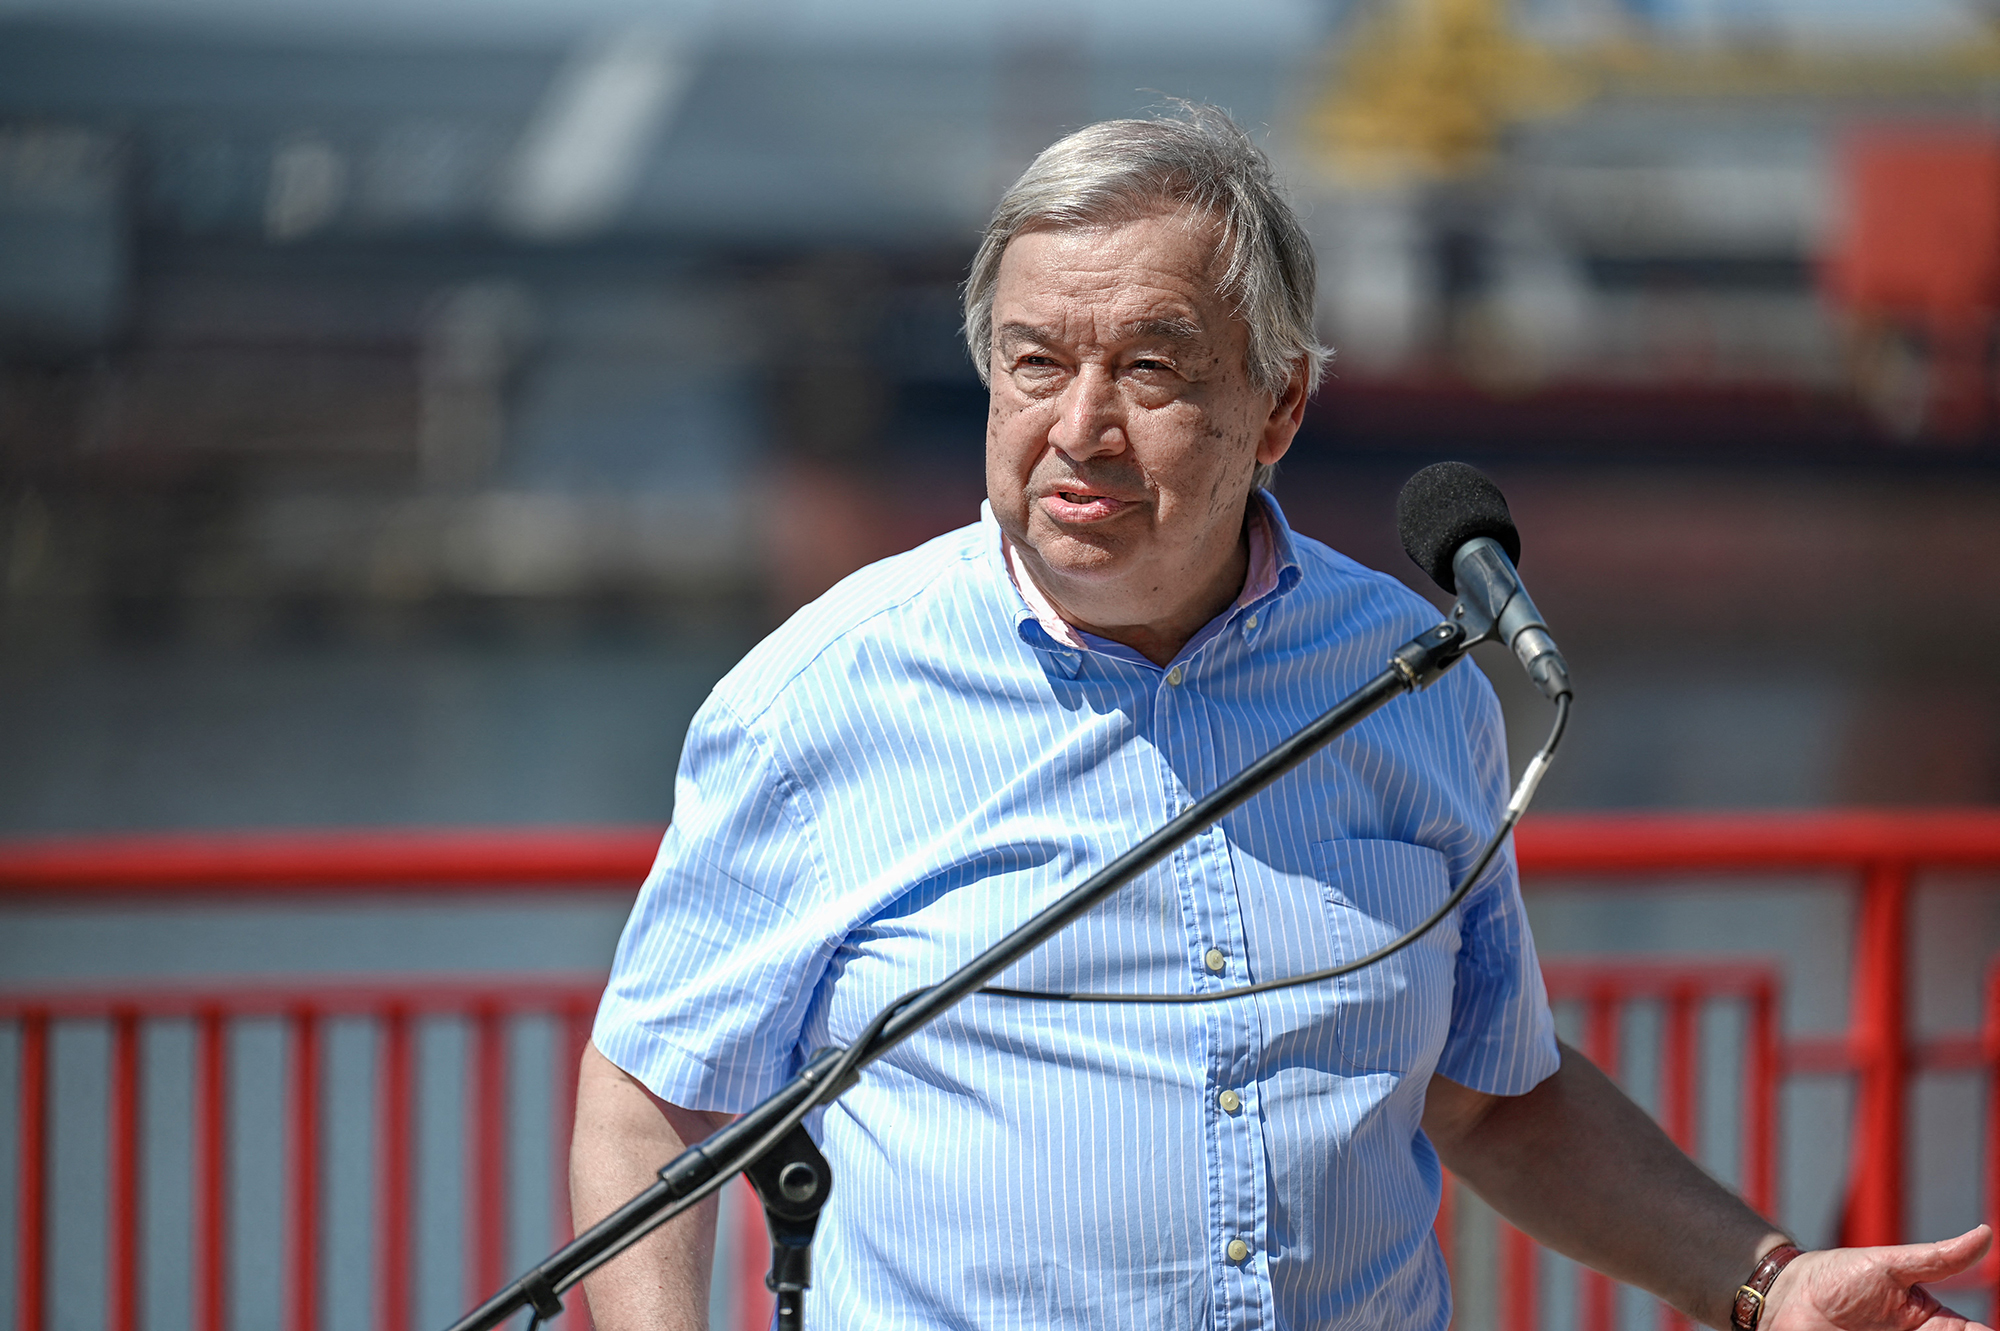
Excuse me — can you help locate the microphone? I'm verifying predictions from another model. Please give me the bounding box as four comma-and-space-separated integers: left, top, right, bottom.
1397, 462, 1572, 702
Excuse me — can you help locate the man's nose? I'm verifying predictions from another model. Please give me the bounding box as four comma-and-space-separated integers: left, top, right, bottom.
1046, 367, 1126, 460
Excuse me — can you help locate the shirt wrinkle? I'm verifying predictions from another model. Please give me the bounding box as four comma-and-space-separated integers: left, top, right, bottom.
704, 695, 827, 917
720, 528, 993, 729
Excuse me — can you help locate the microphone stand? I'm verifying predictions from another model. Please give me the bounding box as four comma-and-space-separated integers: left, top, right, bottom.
444, 619, 1474, 1331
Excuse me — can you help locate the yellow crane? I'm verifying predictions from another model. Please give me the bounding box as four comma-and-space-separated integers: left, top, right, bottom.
1304, 0, 2000, 184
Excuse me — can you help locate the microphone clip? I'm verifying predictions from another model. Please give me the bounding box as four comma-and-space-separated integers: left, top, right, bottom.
1389, 621, 1471, 691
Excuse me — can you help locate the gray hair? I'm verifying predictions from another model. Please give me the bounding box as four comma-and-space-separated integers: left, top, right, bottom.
962, 104, 1329, 490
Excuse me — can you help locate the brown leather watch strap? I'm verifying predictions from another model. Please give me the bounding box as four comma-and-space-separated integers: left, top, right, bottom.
1731, 1244, 1804, 1330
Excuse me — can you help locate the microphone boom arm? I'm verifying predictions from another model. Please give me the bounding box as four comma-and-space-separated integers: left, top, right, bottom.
443, 618, 1478, 1331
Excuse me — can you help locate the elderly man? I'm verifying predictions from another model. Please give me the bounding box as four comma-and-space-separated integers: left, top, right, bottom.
573, 109, 1990, 1330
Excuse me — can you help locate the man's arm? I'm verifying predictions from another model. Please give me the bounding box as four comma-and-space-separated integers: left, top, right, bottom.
1426, 1041, 1992, 1330
571, 1040, 734, 1331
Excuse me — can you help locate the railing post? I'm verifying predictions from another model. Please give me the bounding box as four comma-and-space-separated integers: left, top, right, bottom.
1747, 979, 1777, 1216
378, 1007, 413, 1331
470, 1004, 509, 1304
109, 1009, 142, 1331
1663, 985, 1697, 1152
16, 1010, 48, 1331
1502, 1222, 1537, 1331
1581, 991, 1620, 1331
196, 1008, 229, 1331
1660, 985, 1699, 1331
288, 1006, 321, 1331
1845, 860, 1911, 1247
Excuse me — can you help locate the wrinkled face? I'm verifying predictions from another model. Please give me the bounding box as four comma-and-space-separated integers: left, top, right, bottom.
985, 210, 1301, 646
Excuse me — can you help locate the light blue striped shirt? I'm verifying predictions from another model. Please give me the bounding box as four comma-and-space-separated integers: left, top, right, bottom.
595, 492, 1559, 1330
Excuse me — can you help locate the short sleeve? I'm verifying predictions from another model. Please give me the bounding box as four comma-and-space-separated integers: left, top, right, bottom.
1433, 838, 1559, 1094
1432, 670, 1560, 1096
591, 695, 836, 1112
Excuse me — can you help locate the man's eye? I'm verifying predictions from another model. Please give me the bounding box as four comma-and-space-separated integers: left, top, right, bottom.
1129, 358, 1173, 373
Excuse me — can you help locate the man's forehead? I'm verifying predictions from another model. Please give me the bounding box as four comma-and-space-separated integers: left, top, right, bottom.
998, 212, 1224, 289
1012, 205, 1223, 257
988, 209, 1250, 359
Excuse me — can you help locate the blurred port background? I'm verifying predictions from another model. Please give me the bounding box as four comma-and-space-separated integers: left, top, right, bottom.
4, 0, 1999, 826
4, 0, 2000, 1328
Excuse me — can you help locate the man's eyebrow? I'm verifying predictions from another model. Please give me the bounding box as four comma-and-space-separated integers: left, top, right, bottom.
1116, 316, 1204, 344
996, 321, 1055, 348
995, 317, 1205, 347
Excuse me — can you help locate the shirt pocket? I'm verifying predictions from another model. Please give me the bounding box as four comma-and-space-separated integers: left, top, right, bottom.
1311, 838, 1461, 1076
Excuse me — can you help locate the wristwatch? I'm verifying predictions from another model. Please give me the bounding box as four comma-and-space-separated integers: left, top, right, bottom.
1731, 1243, 1804, 1330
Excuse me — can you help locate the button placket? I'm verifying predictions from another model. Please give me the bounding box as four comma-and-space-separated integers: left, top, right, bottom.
1156, 650, 1271, 1331
1194, 670, 1271, 1331
1205, 890, 1265, 1328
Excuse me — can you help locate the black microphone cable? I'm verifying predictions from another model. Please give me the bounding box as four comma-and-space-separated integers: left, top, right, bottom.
979, 687, 1570, 1005
525, 692, 1571, 1325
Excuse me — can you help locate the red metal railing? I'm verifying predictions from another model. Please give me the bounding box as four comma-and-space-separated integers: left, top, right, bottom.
0, 827, 668, 896
4, 810, 2000, 1330
1516, 809, 2000, 1251
1454, 959, 1782, 1331
1, 980, 602, 1331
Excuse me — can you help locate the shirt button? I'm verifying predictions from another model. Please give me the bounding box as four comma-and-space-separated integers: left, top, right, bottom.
1165, 665, 1184, 686
1244, 613, 1258, 630
1226, 1238, 1251, 1263
1204, 947, 1226, 973
1218, 1089, 1242, 1113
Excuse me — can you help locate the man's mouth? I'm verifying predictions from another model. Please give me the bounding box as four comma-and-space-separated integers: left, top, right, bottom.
1042, 488, 1132, 522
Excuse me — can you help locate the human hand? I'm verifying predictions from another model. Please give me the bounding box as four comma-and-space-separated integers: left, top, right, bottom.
1762, 1226, 1994, 1331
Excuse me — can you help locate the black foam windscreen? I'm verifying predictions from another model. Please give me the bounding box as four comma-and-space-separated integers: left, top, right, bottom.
1397, 462, 1521, 594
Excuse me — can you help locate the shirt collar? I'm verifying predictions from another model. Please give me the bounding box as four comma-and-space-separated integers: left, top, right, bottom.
989, 489, 1303, 674
1237, 488, 1304, 637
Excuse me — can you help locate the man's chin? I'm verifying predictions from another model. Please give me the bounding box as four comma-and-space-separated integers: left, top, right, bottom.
1021, 529, 1125, 581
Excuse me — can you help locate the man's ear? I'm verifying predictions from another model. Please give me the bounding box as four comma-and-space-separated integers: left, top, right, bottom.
1256, 363, 1310, 467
